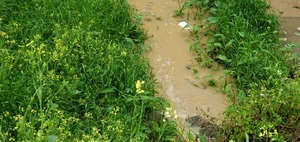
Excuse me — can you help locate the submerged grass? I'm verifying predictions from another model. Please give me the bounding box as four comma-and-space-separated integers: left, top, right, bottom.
179, 0, 300, 141
0, 0, 180, 141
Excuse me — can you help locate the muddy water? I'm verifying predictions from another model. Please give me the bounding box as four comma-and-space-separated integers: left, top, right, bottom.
269, 0, 300, 54
279, 17, 300, 53
129, 0, 228, 136
270, 0, 300, 17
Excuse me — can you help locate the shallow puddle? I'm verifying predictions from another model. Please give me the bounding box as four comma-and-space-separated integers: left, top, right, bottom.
129, 0, 228, 137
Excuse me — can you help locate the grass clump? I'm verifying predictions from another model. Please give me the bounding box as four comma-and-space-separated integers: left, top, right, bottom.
179, 0, 300, 141
0, 0, 180, 141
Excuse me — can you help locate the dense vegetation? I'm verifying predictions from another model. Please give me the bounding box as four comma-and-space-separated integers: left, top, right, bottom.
2, 0, 299, 141
0, 0, 180, 141
180, 0, 300, 141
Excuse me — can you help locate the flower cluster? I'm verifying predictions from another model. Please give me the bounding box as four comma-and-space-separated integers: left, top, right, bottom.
163, 107, 178, 122
259, 125, 278, 141
135, 80, 145, 94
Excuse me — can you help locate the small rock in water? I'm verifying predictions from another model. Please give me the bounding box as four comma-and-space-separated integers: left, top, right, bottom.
186, 115, 218, 140
293, 6, 300, 9
186, 65, 191, 70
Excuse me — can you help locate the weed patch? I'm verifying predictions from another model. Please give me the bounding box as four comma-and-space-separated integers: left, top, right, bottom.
0, 0, 180, 141
178, 0, 300, 141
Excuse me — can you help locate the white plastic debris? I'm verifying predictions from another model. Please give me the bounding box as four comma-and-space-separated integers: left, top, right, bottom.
297, 27, 300, 31
178, 21, 191, 30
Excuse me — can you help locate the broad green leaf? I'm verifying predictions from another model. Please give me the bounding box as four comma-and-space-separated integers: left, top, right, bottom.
279, 46, 292, 52
225, 39, 234, 48
206, 16, 218, 24
181, 2, 194, 11
202, 74, 212, 79
125, 37, 134, 44
223, 69, 234, 75
89, 31, 102, 35
214, 33, 226, 40
47, 135, 58, 142
238, 32, 245, 37
203, 0, 210, 5
193, 69, 198, 74
263, 67, 271, 70
70, 90, 81, 95
217, 55, 228, 61
225, 84, 232, 93
214, 42, 222, 47
50, 103, 59, 109
100, 88, 114, 94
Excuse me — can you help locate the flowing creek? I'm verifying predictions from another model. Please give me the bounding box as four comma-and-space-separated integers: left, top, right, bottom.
130, 0, 300, 139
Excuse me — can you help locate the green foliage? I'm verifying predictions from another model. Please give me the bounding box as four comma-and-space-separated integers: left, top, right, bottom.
179, 0, 300, 141
0, 0, 180, 141
175, 0, 214, 19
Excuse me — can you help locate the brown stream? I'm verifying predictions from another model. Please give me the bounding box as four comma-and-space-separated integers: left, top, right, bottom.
130, 0, 300, 139
129, 0, 227, 138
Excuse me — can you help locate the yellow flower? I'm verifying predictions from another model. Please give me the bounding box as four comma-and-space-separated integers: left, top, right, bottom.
273, 129, 278, 135
0, 30, 8, 39
173, 110, 178, 119
166, 107, 172, 111
136, 80, 145, 94
137, 90, 145, 94
84, 112, 93, 118
269, 132, 273, 138
165, 111, 171, 118
135, 80, 143, 89
121, 51, 127, 56
164, 107, 178, 120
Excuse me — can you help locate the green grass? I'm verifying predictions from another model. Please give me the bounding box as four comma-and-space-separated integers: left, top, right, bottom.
0, 0, 180, 141
178, 0, 300, 141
